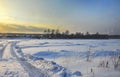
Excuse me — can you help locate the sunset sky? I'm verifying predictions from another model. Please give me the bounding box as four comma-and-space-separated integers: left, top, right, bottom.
0, 0, 120, 34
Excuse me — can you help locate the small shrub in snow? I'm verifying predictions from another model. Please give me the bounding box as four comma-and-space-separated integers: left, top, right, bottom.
98, 60, 109, 68
86, 46, 92, 61
111, 49, 120, 69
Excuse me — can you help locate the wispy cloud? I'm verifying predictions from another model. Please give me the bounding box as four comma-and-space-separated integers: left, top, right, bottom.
0, 23, 46, 33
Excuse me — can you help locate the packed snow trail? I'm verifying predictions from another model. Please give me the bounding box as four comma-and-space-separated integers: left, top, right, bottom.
2, 43, 14, 59
19, 61, 48, 77
0, 43, 8, 59
1, 42, 48, 77
12, 42, 48, 77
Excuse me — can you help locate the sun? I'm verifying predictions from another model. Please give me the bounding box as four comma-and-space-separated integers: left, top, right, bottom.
0, 1, 12, 23
0, 1, 64, 33
0, 6, 13, 23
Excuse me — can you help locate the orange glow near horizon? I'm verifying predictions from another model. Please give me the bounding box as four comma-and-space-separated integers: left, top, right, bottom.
0, 21, 65, 33
0, 1, 64, 33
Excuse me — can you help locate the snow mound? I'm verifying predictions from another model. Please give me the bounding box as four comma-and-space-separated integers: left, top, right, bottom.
30, 58, 79, 77
15, 46, 80, 77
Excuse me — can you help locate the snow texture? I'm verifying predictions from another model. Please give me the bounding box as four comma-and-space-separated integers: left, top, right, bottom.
0, 39, 120, 77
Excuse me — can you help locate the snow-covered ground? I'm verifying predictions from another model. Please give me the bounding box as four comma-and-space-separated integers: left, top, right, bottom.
0, 39, 120, 77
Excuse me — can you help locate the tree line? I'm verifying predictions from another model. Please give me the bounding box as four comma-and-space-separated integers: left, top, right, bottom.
43, 29, 109, 39
0, 29, 120, 39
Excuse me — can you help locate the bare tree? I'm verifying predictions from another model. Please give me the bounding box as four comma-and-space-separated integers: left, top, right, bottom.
44, 30, 47, 34
111, 49, 120, 69
47, 29, 51, 34
86, 46, 92, 61
55, 29, 60, 34
51, 29, 55, 35
86, 31, 90, 35
65, 30, 69, 35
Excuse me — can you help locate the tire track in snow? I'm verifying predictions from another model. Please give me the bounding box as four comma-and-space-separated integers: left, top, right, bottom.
0, 42, 48, 77
0, 43, 8, 59
7, 42, 48, 77
1, 43, 14, 59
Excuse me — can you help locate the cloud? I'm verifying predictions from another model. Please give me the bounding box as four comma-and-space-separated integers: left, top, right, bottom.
0, 23, 46, 33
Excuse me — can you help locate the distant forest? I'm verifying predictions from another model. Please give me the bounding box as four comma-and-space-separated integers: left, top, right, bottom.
0, 29, 120, 39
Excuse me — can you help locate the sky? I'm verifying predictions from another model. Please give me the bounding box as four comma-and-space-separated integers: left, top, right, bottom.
0, 0, 120, 34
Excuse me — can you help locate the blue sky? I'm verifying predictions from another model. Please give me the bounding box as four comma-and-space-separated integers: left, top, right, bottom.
0, 0, 120, 34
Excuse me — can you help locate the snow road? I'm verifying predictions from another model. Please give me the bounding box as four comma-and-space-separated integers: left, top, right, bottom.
2, 43, 14, 59
0, 43, 8, 59
1, 42, 48, 77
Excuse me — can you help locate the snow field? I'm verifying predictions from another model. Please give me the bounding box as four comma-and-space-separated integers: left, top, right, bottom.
0, 39, 120, 77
